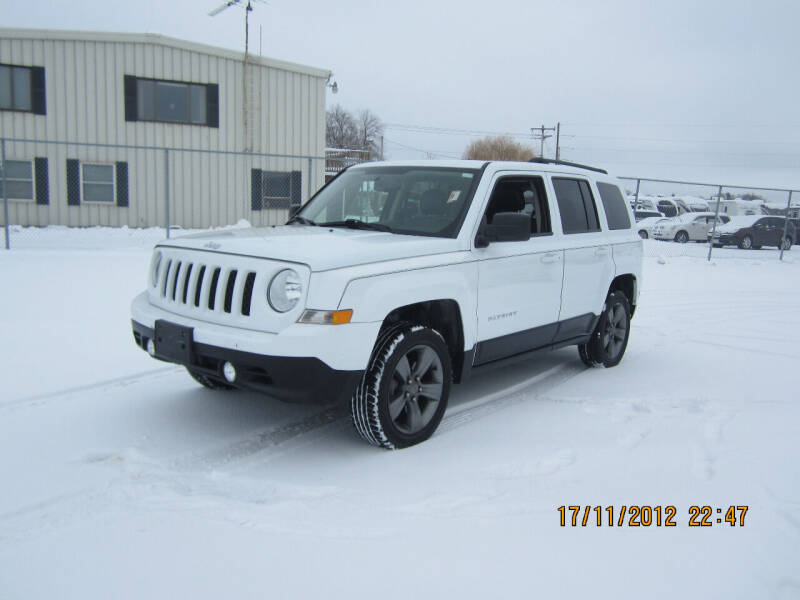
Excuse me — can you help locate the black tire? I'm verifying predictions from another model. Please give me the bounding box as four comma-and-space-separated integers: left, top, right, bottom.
577, 291, 631, 368
351, 323, 452, 449
739, 235, 753, 250
638, 230, 648, 239
186, 367, 236, 390
780, 236, 793, 250
674, 230, 689, 243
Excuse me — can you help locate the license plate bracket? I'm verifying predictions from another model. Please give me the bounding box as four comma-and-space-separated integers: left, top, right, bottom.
154, 320, 194, 364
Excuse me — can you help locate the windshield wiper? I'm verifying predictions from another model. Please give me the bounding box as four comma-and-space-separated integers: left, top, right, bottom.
320, 219, 393, 233
286, 215, 318, 226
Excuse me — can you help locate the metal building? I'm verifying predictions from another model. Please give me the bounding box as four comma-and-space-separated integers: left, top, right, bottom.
0, 28, 329, 229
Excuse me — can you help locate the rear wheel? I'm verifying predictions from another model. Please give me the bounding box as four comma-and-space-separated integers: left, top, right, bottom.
780, 236, 793, 250
674, 230, 689, 243
186, 368, 236, 390
351, 323, 451, 449
578, 291, 631, 368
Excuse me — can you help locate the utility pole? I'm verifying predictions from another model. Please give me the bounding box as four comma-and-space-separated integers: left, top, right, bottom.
555, 122, 561, 161
531, 124, 556, 159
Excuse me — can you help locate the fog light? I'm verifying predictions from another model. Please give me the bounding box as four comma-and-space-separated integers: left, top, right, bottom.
222, 361, 237, 383
146, 339, 156, 356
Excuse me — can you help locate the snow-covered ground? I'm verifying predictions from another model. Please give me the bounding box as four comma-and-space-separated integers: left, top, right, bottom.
1, 228, 799, 599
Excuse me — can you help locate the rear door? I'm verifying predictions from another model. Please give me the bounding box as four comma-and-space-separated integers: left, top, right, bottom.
551, 177, 615, 339
752, 218, 770, 246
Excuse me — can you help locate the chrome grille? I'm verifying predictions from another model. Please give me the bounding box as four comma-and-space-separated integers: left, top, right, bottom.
152, 255, 256, 318
147, 247, 309, 332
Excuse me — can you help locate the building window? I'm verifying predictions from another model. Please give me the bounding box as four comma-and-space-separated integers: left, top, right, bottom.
262, 171, 292, 209
0, 64, 46, 114
0, 159, 34, 200
81, 163, 115, 203
124, 75, 219, 127
250, 169, 302, 210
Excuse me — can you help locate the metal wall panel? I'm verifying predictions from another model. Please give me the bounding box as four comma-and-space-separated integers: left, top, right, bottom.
1, 30, 328, 229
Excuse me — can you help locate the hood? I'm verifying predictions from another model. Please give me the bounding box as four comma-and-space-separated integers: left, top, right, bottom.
715, 217, 758, 234
157, 225, 463, 271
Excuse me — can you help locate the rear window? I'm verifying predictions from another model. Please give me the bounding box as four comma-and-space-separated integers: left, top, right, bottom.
596, 182, 631, 230
552, 178, 601, 234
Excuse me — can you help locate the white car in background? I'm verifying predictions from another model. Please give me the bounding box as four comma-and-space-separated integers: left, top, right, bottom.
636, 216, 670, 239
653, 212, 730, 243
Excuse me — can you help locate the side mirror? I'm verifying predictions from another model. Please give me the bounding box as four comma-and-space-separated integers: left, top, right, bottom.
475, 212, 531, 248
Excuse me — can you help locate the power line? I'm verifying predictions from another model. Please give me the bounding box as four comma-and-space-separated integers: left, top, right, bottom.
382, 137, 461, 159
384, 121, 799, 147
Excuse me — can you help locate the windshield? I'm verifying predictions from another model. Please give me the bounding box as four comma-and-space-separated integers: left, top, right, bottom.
297, 166, 480, 237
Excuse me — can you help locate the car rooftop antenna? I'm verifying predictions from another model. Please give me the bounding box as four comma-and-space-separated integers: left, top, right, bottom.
528, 157, 607, 174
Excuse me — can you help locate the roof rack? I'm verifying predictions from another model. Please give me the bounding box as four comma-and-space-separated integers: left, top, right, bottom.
528, 157, 607, 174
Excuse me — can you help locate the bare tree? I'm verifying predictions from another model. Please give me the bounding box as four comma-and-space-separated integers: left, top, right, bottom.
462, 135, 536, 161
355, 109, 384, 159
326, 105, 384, 159
325, 104, 358, 149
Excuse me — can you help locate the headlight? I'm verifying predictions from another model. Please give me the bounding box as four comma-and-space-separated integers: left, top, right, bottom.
267, 269, 303, 312
149, 251, 162, 288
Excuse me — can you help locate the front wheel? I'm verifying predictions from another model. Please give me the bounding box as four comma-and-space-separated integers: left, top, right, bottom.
351, 324, 452, 449
739, 235, 753, 250
578, 291, 631, 368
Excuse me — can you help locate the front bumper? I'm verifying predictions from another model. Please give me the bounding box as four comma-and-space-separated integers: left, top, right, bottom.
132, 320, 363, 404
710, 234, 735, 246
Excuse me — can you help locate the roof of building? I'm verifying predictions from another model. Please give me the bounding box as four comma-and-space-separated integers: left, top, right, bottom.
0, 27, 330, 79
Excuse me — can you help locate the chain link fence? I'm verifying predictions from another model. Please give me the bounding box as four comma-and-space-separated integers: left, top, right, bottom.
1, 137, 326, 249
620, 176, 799, 262
3, 141, 799, 262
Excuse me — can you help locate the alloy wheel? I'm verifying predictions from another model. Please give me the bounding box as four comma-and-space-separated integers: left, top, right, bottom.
387, 345, 444, 435
602, 303, 628, 360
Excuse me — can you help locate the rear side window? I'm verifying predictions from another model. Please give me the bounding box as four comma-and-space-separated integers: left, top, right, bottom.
596, 182, 631, 230
552, 178, 600, 234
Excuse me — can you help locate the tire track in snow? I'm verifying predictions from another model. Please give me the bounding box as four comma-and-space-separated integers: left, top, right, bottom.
1, 366, 181, 412
176, 362, 588, 471
0, 361, 589, 539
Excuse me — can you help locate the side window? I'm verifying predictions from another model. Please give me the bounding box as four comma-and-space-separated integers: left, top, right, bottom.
552, 178, 601, 234
596, 182, 631, 230
484, 177, 552, 235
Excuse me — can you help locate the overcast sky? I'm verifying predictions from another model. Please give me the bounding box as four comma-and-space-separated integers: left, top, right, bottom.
3, 0, 799, 194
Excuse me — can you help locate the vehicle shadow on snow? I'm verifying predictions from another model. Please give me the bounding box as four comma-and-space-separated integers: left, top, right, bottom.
135, 348, 582, 465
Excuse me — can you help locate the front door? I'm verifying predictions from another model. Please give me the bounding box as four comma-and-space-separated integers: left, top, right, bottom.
473, 175, 563, 365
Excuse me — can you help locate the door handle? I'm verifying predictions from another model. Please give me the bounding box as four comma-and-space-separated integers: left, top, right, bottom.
541, 252, 561, 263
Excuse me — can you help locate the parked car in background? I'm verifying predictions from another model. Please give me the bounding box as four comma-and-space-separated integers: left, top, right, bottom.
636, 216, 670, 239
634, 210, 663, 222
656, 198, 692, 217
710, 216, 795, 250
653, 212, 730, 243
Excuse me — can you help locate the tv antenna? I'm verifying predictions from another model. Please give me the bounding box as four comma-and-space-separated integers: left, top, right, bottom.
209, 0, 262, 151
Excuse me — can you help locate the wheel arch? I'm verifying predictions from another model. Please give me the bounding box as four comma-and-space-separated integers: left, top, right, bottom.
609, 274, 637, 317
380, 299, 467, 383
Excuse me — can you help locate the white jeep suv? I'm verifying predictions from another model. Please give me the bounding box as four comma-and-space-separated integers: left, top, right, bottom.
131, 159, 642, 449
